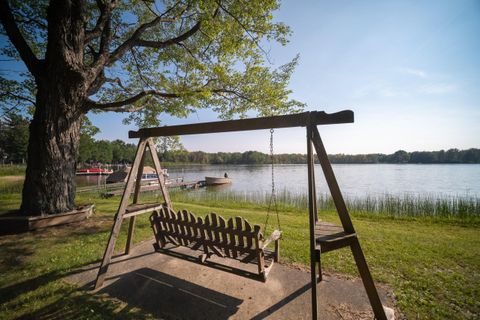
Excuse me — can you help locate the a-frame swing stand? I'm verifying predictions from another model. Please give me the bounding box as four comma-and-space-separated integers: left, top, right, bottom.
94, 110, 388, 320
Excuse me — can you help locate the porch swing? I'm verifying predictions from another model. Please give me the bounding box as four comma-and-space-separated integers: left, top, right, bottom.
149, 128, 282, 281
94, 110, 390, 320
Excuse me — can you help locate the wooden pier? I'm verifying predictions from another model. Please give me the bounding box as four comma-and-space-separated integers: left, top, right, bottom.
76, 179, 206, 196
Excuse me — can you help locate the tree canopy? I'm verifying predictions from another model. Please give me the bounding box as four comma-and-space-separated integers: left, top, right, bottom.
0, 0, 304, 214
0, 0, 303, 124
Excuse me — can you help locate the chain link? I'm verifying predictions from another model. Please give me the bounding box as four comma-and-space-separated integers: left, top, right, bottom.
264, 129, 281, 235
270, 129, 275, 196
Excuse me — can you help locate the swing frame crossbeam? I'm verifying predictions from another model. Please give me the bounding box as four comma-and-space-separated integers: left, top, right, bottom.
94, 110, 387, 320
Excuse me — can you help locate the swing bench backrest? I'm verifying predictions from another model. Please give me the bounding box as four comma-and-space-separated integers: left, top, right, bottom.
150, 206, 280, 280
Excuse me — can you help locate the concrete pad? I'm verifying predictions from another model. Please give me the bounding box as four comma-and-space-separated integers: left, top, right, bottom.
66, 240, 398, 319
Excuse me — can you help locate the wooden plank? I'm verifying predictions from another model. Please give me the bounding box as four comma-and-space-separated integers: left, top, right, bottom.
235, 217, 245, 249
183, 210, 193, 244
350, 239, 387, 320
123, 203, 164, 218
244, 220, 253, 249
126, 147, 146, 253
211, 213, 221, 243
311, 126, 355, 233
253, 225, 264, 276
306, 125, 318, 320
151, 211, 166, 247
198, 216, 209, 256
125, 216, 136, 255
147, 139, 172, 209
218, 216, 230, 257
171, 210, 185, 246
163, 208, 175, 242
94, 138, 148, 290
129, 110, 354, 138
180, 210, 189, 245
132, 148, 146, 204
227, 218, 238, 259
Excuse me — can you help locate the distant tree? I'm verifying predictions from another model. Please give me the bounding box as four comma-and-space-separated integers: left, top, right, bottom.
242, 150, 267, 164
390, 150, 410, 163
111, 139, 136, 163
91, 140, 113, 163
78, 117, 99, 164
445, 148, 460, 163
0, 112, 29, 163
463, 148, 480, 163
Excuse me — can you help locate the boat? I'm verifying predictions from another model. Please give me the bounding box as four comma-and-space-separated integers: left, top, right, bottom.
106, 166, 168, 184
76, 168, 113, 176
205, 176, 232, 186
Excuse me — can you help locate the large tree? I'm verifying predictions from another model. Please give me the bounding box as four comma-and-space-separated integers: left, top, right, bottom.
0, 0, 302, 215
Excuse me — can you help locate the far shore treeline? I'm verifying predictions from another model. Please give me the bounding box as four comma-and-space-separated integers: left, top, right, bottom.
1, 113, 479, 165
158, 148, 480, 164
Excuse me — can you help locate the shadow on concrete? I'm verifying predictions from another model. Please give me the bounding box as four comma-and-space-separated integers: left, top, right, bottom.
98, 267, 243, 320
250, 282, 311, 319
154, 246, 264, 282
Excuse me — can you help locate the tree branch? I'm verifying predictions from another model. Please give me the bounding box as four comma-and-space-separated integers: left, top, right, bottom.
0, 91, 36, 106
85, 0, 116, 43
85, 90, 181, 111
85, 85, 253, 112
0, 0, 41, 77
106, 19, 201, 66
134, 21, 201, 48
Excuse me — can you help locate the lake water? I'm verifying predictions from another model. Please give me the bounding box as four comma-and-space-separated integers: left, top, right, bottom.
165, 164, 480, 199
77, 164, 480, 199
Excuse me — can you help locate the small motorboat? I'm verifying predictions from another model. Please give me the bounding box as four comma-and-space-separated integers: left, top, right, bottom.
76, 168, 113, 176
205, 176, 232, 186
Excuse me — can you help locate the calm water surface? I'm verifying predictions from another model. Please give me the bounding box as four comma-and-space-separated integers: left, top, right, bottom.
164, 164, 480, 198
76, 164, 480, 198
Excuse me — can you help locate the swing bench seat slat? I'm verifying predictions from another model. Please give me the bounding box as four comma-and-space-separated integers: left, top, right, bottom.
314, 221, 357, 253
150, 206, 280, 281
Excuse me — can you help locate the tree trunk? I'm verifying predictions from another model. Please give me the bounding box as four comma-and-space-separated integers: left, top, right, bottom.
20, 78, 85, 216
19, 0, 88, 216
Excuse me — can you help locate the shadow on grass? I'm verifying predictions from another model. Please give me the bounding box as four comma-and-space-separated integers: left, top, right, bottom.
0, 271, 61, 307
0, 238, 36, 273
14, 283, 152, 320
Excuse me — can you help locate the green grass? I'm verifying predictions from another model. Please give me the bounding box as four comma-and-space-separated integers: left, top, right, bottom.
0, 187, 479, 319
0, 164, 26, 177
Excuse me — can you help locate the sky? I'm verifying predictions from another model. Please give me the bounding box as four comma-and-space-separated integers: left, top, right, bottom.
4, 0, 480, 155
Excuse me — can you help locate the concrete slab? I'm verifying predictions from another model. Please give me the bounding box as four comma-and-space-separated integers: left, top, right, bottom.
66, 240, 398, 319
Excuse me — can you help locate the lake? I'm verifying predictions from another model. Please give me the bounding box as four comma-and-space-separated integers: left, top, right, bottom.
76, 164, 480, 199
164, 164, 480, 199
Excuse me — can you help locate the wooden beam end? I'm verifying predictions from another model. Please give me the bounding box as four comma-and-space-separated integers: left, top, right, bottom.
128, 130, 140, 139
313, 110, 354, 125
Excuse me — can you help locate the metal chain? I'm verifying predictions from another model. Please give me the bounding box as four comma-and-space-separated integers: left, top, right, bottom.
264, 129, 281, 235
270, 129, 275, 196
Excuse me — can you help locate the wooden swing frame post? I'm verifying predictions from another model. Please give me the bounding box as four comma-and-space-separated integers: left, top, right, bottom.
94, 110, 387, 320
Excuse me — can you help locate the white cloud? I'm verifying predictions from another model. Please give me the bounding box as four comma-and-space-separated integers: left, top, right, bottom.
399, 67, 428, 78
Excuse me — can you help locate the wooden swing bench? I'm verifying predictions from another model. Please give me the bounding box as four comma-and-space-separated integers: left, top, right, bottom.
150, 206, 281, 281
94, 110, 389, 320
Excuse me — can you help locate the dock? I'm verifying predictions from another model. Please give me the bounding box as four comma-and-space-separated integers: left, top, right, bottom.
76, 179, 206, 196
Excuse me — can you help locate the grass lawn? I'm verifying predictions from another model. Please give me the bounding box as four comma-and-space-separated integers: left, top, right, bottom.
0, 187, 479, 319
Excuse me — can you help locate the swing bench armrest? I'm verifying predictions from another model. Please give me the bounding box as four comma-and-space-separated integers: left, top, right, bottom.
261, 230, 282, 250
